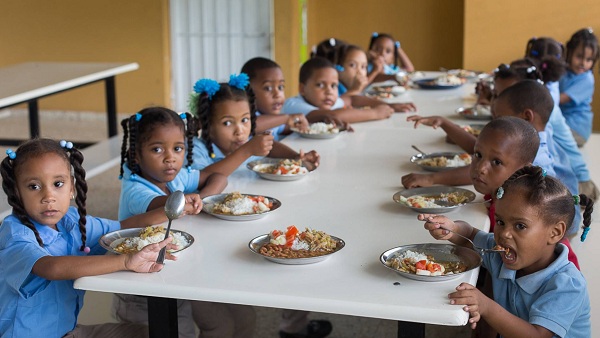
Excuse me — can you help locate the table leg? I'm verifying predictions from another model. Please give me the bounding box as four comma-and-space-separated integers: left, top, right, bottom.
104, 76, 117, 137
397, 321, 425, 338
28, 100, 40, 138
147, 297, 178, 338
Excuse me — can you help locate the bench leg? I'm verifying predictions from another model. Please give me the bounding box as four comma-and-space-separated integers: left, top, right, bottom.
397, 321, 425, 338
147, 296, 178, 338
105, 76, 117, 137
28, 99, 40, 138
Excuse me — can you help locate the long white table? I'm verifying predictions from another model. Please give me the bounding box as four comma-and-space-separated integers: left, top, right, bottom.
74, 77, 492, 337
0, 62, 139, 146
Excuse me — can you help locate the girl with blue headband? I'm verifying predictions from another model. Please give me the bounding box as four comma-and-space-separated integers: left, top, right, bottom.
368, 32, 414, 83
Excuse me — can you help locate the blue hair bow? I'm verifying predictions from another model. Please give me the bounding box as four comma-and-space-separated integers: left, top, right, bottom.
135, 113, 142, 121
335, 64, 345, 72
228, 73, 249, 90
5, 149, 16, 160
59, 140, 74, 149
372, 32, 378, 38
395, 41, 401, 49
194, 78, 221, 99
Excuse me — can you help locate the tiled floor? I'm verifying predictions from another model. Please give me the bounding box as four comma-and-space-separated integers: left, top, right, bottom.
0, 108, 472, 338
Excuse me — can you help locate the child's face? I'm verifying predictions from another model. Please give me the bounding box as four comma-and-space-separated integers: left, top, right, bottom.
470, 129, 528, 195
251, 67, 285, 115
209, 100, 252, 155
136, 123, 186, 188
371, 37, 395, 65
494, 189, 563, 276
299, 67, 340, 110
338, 49, 368, 88
569, 44, 595, 74
16, 153, 74, 229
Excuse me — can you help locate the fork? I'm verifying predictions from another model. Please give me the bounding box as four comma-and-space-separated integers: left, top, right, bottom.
439, 226, 504, 255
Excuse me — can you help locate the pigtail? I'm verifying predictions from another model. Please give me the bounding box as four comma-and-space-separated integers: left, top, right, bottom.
368, 33, 378, 52
128, 115, 140, 175
538, 57, 566, 83
66, 146, 89, 251
119, 118, 130, 179
246, 86, 257, 137
183, 112, 196, 168
197, 93, 215, 158
393, 41, 401, 68
579, 194, 594, 242
0, 156, 43, 247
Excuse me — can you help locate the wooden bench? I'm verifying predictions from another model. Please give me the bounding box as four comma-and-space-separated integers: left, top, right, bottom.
0, 135, 122, 219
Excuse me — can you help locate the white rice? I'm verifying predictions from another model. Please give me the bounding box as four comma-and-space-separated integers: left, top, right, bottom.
291, 238, 310, 250
445, 155, 471, 167
307, 122, 338, 134
117, 231, 188, 252
398, 250, 428, 263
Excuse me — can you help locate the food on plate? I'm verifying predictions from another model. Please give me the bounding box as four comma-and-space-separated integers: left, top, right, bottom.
113, 226, 189, 254
433, 74, 464, 86
398, 192, 471, 208
417, 153, 471, 167
385, 249, 467, 276
367, 85, 406, 98
459, 105, 492, 117
259, 225, 339, 259
254, 159, 308, 176
209, 192, 273, 215
463, 125, 483, 137
448, 69, 478, 78
304, 122, 339, 134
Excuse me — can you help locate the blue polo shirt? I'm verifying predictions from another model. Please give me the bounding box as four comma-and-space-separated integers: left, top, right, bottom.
0, 208, 120, 337
474, 232, 590, 337
190, 137, 263, 172
282, 95, 345, 116
559, 70, 594, 140
118, 164, 200, 220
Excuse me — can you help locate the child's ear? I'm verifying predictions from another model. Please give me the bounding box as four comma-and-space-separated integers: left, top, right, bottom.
522, 109, 535, 123
299, 83, 306, 96
548, 221, 566, 245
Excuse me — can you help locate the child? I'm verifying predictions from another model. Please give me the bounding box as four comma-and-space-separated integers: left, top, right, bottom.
114, 107, 255, 338
560, 28, 599, 146
0, 138, 177, 338
420, 165, 593, 337
310, 37, 346, 61
282, 57, 396, 124
368, 32, 415, 83
189, 73, 320, 177
241, 57, 309, 141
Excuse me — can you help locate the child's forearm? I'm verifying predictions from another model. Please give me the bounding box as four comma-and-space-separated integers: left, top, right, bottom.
397, 48, 414, 72
430, 166, 472, 186
440, 123, 477, 153
201, 147, 254, 177
255, 114, 288, 134
198, 172, 227, 198
483, 302, 553, 338
121, 208, 169, 229
267, 141, 298, 159
559, 92, 571, 105
33, 254, 127, 280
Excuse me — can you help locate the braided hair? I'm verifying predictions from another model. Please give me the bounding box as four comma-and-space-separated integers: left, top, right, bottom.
499, 165, 594, 241
368, 33, 400, 68
565, 28, 600, 70
119, 107, 196, 179
311, 38, 346, 61
525, 37, 565, 61
190, 83, 257, 158
0, 138, 89, 251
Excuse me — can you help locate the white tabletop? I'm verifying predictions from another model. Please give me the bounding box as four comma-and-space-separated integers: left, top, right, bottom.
0, 62, 139, 107
75, 79, 491, 326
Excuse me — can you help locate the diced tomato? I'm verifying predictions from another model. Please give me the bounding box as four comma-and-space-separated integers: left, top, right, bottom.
279, 166, 289, 174
271, 230, 282, 238
415, 260, 427, 271
427, 262, 442, 272
285, 225, 299, 247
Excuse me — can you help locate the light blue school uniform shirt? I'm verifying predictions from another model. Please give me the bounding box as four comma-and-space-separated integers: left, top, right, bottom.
118, 164, 200, 220
0, 208, 120, 338
559, 70, 594, 140
190, 137, 263, 172
338, 82, 348, 96
367, 63, 400, 75
256, 110, 286, 141
281, 95, 345, 116
474, 232, 590, 337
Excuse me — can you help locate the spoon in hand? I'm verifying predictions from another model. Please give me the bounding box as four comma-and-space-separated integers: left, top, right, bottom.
438, 226, 505, 255
411, 145, 428, 155
156, 190, 186, 264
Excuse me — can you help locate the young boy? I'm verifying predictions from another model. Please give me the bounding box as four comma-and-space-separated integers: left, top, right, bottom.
282, 57, 394, 123
241, 57, 309, 141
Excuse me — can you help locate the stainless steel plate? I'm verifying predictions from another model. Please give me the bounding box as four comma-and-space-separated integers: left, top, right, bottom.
293, 124, 340, 139
456, 106, 492, 120
414, 78, 463, 89
392, 186, 476, 214
202, 193, 282, 221
248, 234, 345, 265
247, 159, 309, 181
380, 243, 481, 282
410, 152, 471, 172
99, 227, 194, 254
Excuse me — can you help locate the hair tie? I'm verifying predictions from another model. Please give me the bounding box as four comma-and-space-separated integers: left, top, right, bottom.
59, 140, 73, 149
335, 64, 345, 72
179, 113, 187, 120
587, 27, 594, 34
5, 149, 16, 160
537, 79, 545, 85
228, 73, 249, 90
210, 153, 216, 159
135, 113, 142, 121
118, 174, 123, 180
193, 78, 221, 99
581, 227, 590, 242
329, 38, 336, 47
573, 195, 580, 205
83, 246, 91, 254
395, 41, 401, 49
130, 173, 137, 179
541, 168, 547, 177
530, 50, 539, 56
526, 66, 537, 73
372, 32, 378, 38
187, 166, 192, 173
496, 187, 504, 199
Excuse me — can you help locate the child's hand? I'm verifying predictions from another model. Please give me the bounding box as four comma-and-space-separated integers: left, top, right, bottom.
323, 115, 353, 132
183, 193, 203, 215
373, 104, 394, 119
418, 214, 455, 240
401, 172, 434, 188
349, 72, 369, 92
287, 114, 309, 132
368, 52, 385, 76
448, 283, 492, 329
475, 81, 492, 106
124, 237, 177, 273
406, 115, 445, 129
390, 102, 416, 113
298, 149, 320, 171
247, 132, 274, 156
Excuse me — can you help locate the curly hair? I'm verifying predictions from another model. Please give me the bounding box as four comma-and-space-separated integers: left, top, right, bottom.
565, 28, 600, 69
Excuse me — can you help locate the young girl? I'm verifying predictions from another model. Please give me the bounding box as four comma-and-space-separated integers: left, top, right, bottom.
189, 73, 320, 176
420, 165, 593, 337
114, 107, 255, 338
0, 138, 177, 338
560, 28, 600, 147
241, 57, 309, 141
368, 32, 415, 83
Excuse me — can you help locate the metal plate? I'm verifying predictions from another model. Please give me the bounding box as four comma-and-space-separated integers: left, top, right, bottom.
202, 193, 282, 221
392, 186, 476, 214
248, 234, 345, 265
414, 78, 463, 90
456, 106, 492, 120
410, 152, 471, 172
293, 124, 340, 139
380, 243, 481, 282
247, 159, 309, 181
99, 227, 194, 254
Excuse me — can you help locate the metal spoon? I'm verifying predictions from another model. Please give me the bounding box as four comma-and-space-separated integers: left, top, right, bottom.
438, 226, 504, 255
411, 145, 427, 155
156, 190, 186, 264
